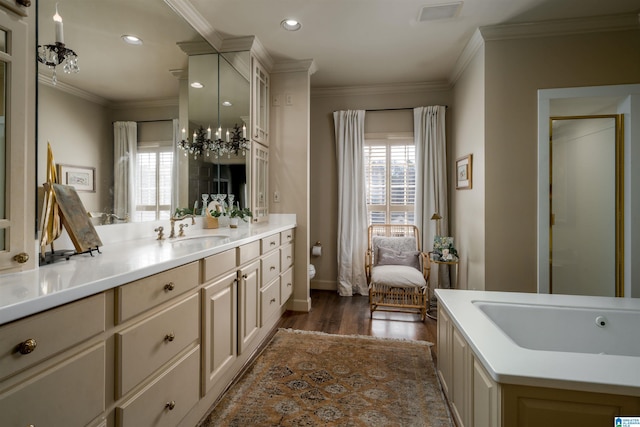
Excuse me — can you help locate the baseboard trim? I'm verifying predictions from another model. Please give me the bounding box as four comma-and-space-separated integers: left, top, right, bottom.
310, 280, 336, 291
289, 297, 312, 312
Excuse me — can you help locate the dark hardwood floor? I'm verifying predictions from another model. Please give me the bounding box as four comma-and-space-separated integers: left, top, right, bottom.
277, 290, 438, 358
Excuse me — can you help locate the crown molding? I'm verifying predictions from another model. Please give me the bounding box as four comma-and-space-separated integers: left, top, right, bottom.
272, 59, 318, 75
449, 28, 484, 86
164, 0, 224, 51
311, 81, 451, 98
250, 36, 275, 71
177, 40, 216, 56
219, 36, 256, 53
479, 13, 640, 41
38, 73, 109, 106
109, 98, 179, 110
170, 69, 188, 80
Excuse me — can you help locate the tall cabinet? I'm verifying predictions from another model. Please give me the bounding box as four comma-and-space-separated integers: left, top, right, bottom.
0, 1, 35, 272
250, 55, 270, 222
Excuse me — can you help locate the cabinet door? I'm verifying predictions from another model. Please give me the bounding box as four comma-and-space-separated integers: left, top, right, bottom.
251, 142, 269, 222
251, 56, 269, 145
238, 260, 260, 355
437, 307, 452, 397
473, 358, 499, 427
202, 271, 237, 395
451, 327, 469, 427
0, 343, 105, 427
0, 6, 34, 272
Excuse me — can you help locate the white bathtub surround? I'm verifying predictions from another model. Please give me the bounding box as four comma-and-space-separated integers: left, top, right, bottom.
436, 289, 640, 397
1, 214, 296, 325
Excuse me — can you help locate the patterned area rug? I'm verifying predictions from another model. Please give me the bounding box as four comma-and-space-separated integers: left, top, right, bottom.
198, 329, 452, 426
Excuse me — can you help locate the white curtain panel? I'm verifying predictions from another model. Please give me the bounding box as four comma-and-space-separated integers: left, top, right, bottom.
113, 121, 137, 219
414, 106, 450, 288
333, 110, 368, 296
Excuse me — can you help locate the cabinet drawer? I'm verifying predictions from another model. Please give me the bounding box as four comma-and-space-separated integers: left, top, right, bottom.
116, 293, 199, 397
261, 250, 280, 286
281, 229, 294, 244
0, 343, 105, 427
281, 243, 294, 270
237, 240, 260, 265
203, 249, 237, 283
261, 279, 280, 325
0, 293, 105, 381
261, 233, 280, 254
280, 267, 294, 303
116, 346, 199, 427
117, 262, 199, 323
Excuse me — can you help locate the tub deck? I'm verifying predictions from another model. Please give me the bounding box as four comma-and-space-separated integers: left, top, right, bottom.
435, 289, 640, 397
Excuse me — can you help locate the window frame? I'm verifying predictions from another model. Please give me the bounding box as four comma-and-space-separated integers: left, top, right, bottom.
134, 141, 173, 222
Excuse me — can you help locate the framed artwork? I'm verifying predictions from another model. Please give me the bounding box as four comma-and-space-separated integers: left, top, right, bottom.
456, 154, 472, 190
58, 164, 95, 192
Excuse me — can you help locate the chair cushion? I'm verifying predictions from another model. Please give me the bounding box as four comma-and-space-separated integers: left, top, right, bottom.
376, 246, 421, 270
371, 265, 426, 288
372, 236, 417, 254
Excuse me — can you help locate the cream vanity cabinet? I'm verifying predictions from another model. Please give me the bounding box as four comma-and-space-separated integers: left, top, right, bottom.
115, 262, 201, 427
238, 240, 261, 355
0, 293, 107, 427
0, 1, 36, 272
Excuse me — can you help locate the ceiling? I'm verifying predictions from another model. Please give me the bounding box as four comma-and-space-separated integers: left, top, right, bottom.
38, 0, 640, 103
188, 0, 640, 88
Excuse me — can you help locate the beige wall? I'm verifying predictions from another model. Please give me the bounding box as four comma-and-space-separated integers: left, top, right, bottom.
310, 86, 453, 291
270, 66, 313, 310
482, 29, 640, 292
451, 45, 486, 291
38, 85, 112, 214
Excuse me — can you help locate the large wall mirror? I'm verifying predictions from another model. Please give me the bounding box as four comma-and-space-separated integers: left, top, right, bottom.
36, 0, 250, 226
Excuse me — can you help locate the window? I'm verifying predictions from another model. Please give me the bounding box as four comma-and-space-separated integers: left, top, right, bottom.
364, 135, 415, 225
134, 142, 173, 221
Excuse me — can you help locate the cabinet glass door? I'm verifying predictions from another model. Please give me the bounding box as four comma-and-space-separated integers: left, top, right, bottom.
0, 29, 7, 253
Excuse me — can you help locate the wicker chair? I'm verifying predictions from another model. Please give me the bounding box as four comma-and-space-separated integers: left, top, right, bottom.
365, 224, 430, 321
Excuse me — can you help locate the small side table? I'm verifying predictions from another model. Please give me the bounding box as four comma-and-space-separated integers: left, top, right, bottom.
426, 252, 460, 319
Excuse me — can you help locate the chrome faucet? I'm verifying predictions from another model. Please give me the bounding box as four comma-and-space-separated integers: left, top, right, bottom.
169, 214, 196, 238
101, 213, 128, 225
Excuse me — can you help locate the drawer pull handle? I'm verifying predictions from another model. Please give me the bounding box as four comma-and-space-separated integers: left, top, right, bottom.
164, 332, 175, 342
270, 298, 276, 304
287, 255, 292, 259
287, 282, 292, 287
164, 282, 175, 291
165, 400, 176, 410
270, 241, 276, 246
243, 274, 248, 279
270, 266, 276, 271
18, 338, 37, 355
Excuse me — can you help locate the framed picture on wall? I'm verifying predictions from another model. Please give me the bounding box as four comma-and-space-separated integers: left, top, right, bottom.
58, 164, 96, 192
456, 154, 472, 190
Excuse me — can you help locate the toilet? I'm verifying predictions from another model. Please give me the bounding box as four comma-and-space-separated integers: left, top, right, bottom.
308, 264, 316, 280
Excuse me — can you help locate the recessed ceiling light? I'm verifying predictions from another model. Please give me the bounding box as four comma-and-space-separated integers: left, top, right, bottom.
190, 82, 204, 89
222, 101, 233, 107
281, 19, 301, 31
121, 35, 143, 45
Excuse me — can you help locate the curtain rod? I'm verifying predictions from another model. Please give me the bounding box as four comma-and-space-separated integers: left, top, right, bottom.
365, 105, 448, 112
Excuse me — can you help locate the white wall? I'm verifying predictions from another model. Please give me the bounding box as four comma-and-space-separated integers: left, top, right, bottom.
451, 44, 485, 291
270, 64, 314, 311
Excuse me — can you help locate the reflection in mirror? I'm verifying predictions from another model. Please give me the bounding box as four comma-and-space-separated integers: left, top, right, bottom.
0, 51, 5, 250
36, 0, 249, 226
182, 50, 250, 215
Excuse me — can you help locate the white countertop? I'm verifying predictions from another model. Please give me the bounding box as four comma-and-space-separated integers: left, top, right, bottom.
435, 289, 640, 397
0, 215, 296, 325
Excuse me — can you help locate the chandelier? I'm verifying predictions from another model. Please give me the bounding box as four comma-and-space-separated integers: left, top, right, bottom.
178, 124, 250, 159
37, 4, 79, 85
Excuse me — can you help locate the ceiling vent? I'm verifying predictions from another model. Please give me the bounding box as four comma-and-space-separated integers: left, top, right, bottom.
418, 2, 463, 22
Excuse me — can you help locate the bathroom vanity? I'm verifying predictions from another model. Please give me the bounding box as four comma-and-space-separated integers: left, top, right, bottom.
0, 217, 296, 427
436, 289, 640, 427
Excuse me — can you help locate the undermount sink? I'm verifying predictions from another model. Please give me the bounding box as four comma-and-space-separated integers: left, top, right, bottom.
169, 235, 230, 243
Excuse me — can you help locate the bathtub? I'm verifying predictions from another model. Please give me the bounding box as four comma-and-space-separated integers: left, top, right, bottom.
435, 289, 640, 396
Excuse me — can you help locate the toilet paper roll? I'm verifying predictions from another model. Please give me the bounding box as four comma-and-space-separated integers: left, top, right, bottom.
311, 245, 322, 257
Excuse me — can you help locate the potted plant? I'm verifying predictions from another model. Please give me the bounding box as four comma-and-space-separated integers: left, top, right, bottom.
228, 206, 252, 228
